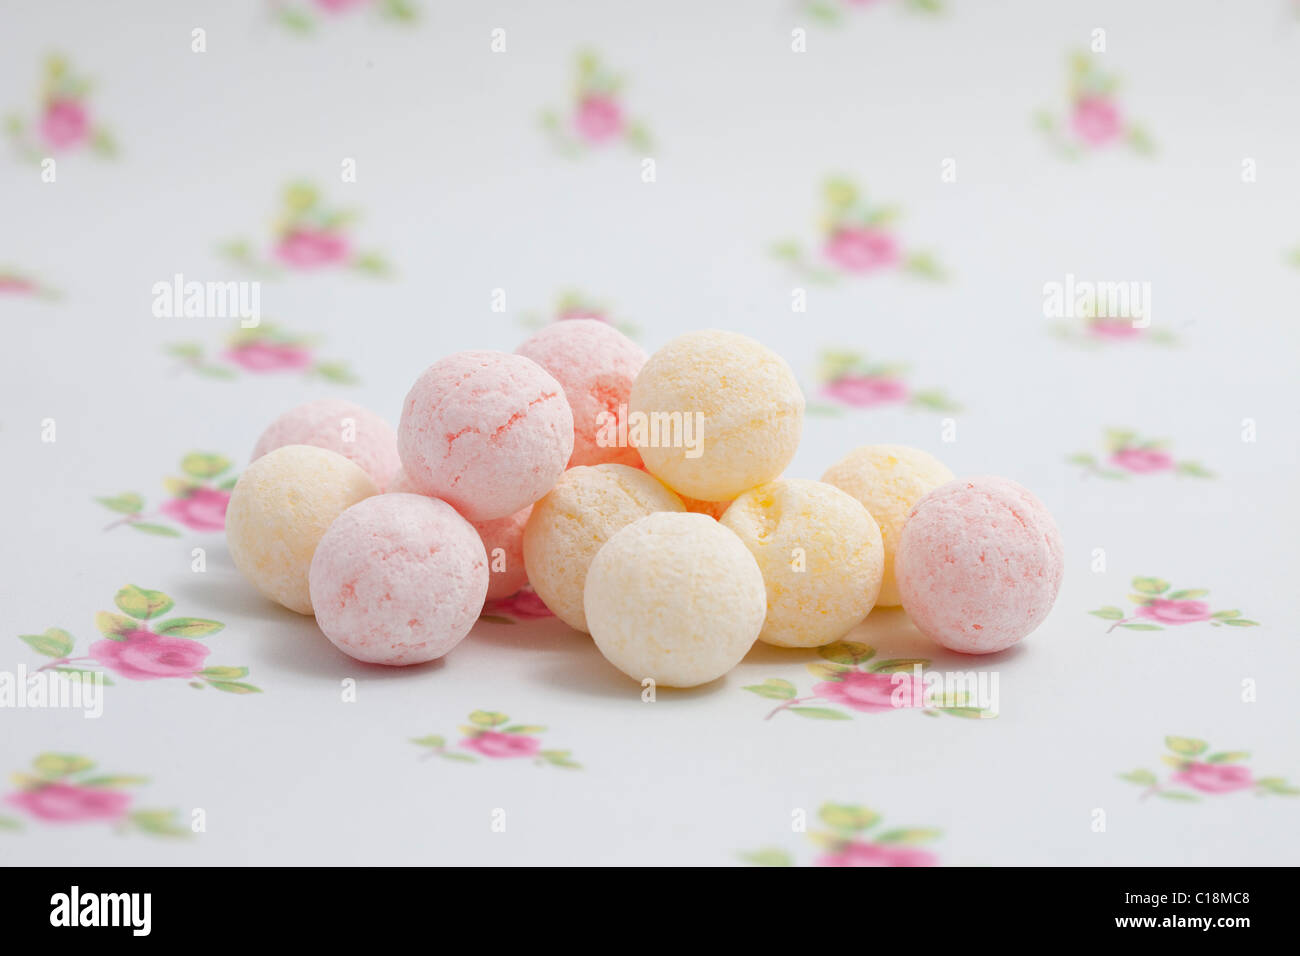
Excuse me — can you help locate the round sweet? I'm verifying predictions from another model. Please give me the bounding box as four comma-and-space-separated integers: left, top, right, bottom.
308, 494, 488, 665
397, 351, 574, 521
629, 330, 804, 501
252, 398, 401, 491
584, 512, 766, 687
721, 479, 884, 648
895, 476, 1064, 654
385, 467, 530, 600
822, 444, 955, 607
523, 464, 684, 632
225, 445, 379, 614
516, 320, 647, 469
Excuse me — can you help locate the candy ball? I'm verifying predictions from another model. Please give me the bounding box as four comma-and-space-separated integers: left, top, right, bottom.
226, 445, 379, 614
629, 330, 804, 501
252, 398, 401, 491
721, 479, 884, 648
309, 494, 488, 665
895, 476, 1063, 654
516, 320, 646, 469
822, 444, 955, 606
523, 463, 684, 632
584, 512, 766, 687
397, 351, 574, 521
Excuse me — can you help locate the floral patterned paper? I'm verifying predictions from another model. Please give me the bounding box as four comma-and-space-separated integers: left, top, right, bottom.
19, 586, 262, 693
1068, 429, 1212, 479
5, 54, 117, 161
811, 349, 960, 413
741, 802, 941, 866
0, 268, 59, 299
413, 710, 579, 768
1120, 737, 1297, 801
542, 51, 652, 156
96, 452, 236, 537
2, 754, 188, 837
271, 0, 418, 34
800, 0, 943, 26
166, 321, 357, 383
520, 289, 639, 338
1090, 577, 1257, 632
1035, 52, 1155, 158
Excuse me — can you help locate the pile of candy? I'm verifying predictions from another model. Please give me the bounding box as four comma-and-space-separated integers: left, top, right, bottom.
226, 323, 1063, 686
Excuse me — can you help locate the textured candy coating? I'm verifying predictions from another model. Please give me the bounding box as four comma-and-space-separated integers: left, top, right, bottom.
252, 398, 401, 491
630, 330, 804, 501
523, 464, 684, 632
397, 351, 574, 521
822, 444, 954, 606
584, 512, 766, 687
895, 476, 1063, 654
309, 494, 488, 665
722, 479, 883, 648
226, 445, 378, 614
516, 320, 646, 468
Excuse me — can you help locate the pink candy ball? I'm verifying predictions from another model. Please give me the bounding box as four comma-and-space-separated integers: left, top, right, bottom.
252, 398, 401, 491
397, 351, 574, 521
895, 476, 1063, 654
516, 320, 647, 468
308, 494, 488, 665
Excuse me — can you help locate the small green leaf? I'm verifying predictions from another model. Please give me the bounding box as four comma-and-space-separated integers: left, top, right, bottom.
199, 666, 248, 679
1206, 752, 1248, 764
743, 678, 796, 701
207, 680, 260, 694
155, 617, 224, 638
1131, 577, 1170, 595
503, 725, 545, 735
1155, 790, 1199, 802
1165, 736, 1208, 757
80, 775, 148, 788
819, 803, 879, 831
180, 452, 231, 480
1066, 453, 1096, 466
1211, 610, 1240, 620
817, 641, 874, 665
1221, 619, 1259, 627
938, 707, 988, 720
875, 827, 941, 845
871, 658, 930, 673
1119, 769, 1157, 786
1175, 461, 1213, 478
739, 848, 794, 867
94, 612, 137, 640
114, 585, 174, 620
440, 752, 477, 763
805, 661, 849, 680
1256, 778, 1300, 796
410, 735, 445, 749
468, 710, 509, 727
0, 815, 21, 830
790, 707, 851, 720
19, 628, 74, 658
1167, 589, 1209, 600
95, 492, 144, 514
34, 753, 94, 778
1088, 606, 1125, 620
132, 522, 182, 537
1119, 622, 1163, 631
130, 809, 189, 837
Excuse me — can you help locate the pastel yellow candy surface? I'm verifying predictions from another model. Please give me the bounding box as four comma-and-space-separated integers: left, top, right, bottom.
629, 330, 804, 501
226, 444, 378, 614
584, 512, 766, 687
721, 479, 883, 648
821, 445, 954, 607
522, 464, 684, 632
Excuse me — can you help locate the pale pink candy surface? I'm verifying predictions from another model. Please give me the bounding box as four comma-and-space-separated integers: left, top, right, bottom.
516, 320, 646, 468
308, 493, 488, 665
895, 476, 1063, 654
252, 398, 401, 491
397, 351, 574, 521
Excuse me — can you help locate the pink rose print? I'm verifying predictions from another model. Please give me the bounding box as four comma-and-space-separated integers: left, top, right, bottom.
1088, 317, 1144, 340
0, 276, 35, 294
775, 178, 943, 282
823, 227, 900, 274
18, 585, 261, 694
1070, 96, 1122, 146
816, 841, 938, 868
6, 55, 117, 161
747, 641, 991, 721
1120, 737, 1297, 802
224, 340, 315, 372
799, 0, 943, 25
2, 754, 188, 837
1051, 314, 1176, 348
413, 710, 580, 768
1069, 429, 1210, 480
1036, 51, 1153, 157
7, 783, 130, 823
314, 0, 370, 12
1111, 447, 1174, 474
1092, 577, 1256, 633
274, 0, 417, 32
0, 270, 57, 299
542, 51, 651, 156
90, 629, 211, 681
274, 229, 351, 269
482, 588, 555, 623
97, 452, 237, 537
1136, 599, 1212, 626
521, 290, 638, 338
168, 322, 357, 383
461, 731, 542, 759
160, 486, 231, 532
574, 95, 623, 144
813, 350, 959, 414
743, 802, 942, 868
